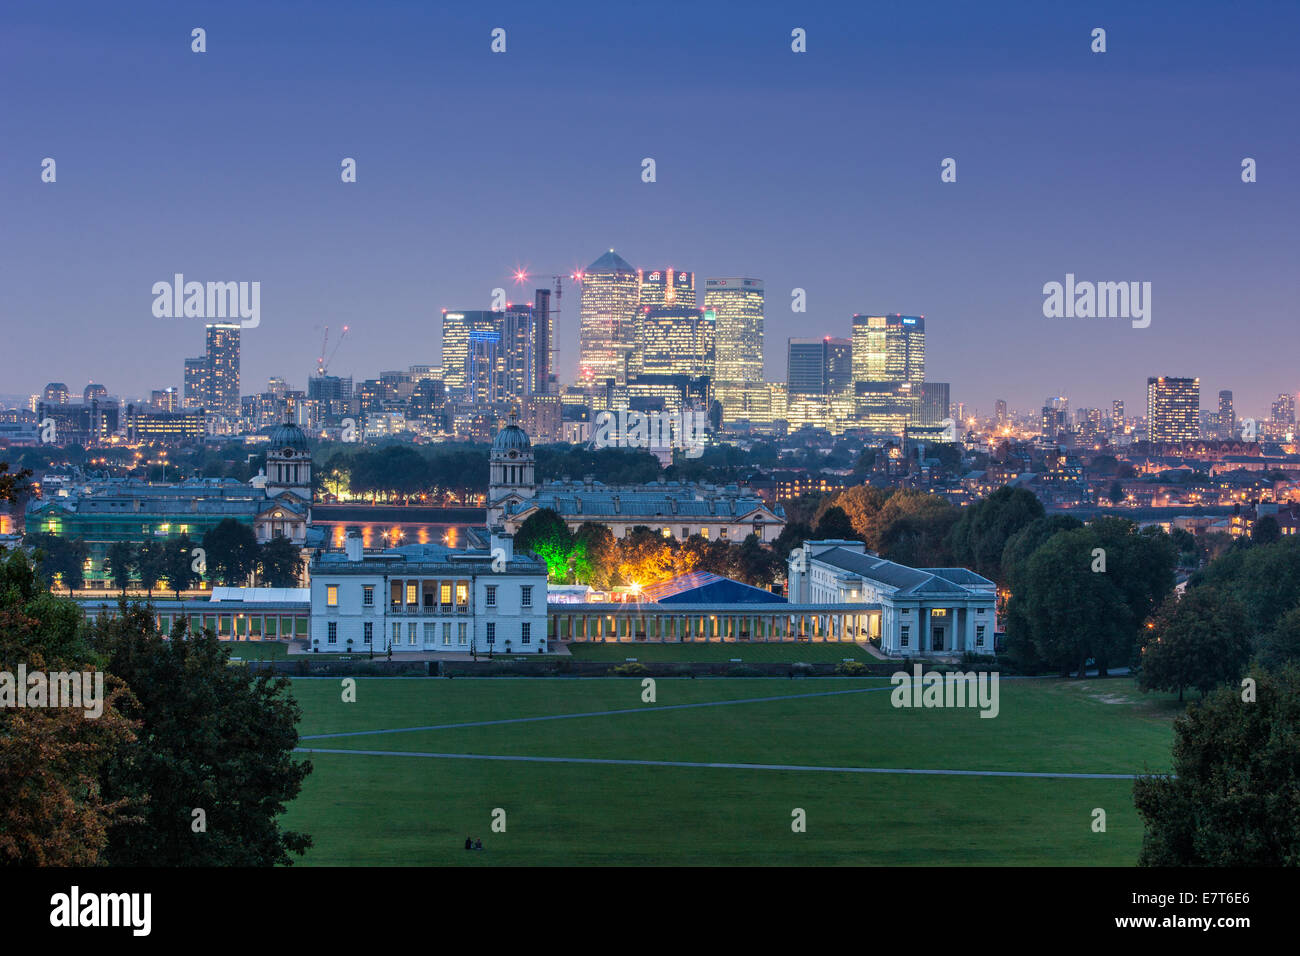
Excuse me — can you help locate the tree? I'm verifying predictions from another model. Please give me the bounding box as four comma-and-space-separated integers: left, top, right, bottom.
202, 518, 259, 586
1257, 607, 1300, 670
259, 536, 304, 588
1133, 664, 1300, 865
874, 490, 958, 567
1011, 528, 1131, 677
1107, 480, 1125, 505
1138, 587, 1252, 701
106, 541, 136, 593
772, 521, 812, 562
91, 605, 313, 866
161, 533, 201, 599
134, 541, 166, 597
513, 508, 573, 581
572, 522, 619, 590
1253, 515, 1281, 544
948, 486, 1045, 583
0, 549, 137, 866
814, 506, 857, 541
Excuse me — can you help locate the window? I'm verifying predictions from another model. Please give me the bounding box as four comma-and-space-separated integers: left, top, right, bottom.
700, 527, 709, 539
363, 586, 374, 607
391, 623, 400, 646
901, 625, 910, 648
719, 527, 728, 539
326, 585, 338, 607
486, 622, 496, 645
486, 585, 497, 608
408, 623, 417, 645
423, 624, 436, 645
682, 527, 689, 539
520, 585, 532, 608
456, 583, 468, 609
406, 582, 418, 605
440, 583, 452, 607
327, 622, 337, 644
521, 622, 531, 645
457, 622, 467, 645
363, 622, 373, 644
442, 623, 451, 646
976, 625, 986, 648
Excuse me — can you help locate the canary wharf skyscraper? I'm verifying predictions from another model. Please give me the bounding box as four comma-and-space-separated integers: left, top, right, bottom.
638, 268, 695, 311
578, 249, 640, 387
705, 278, 765, 414
851, 314, 925, 435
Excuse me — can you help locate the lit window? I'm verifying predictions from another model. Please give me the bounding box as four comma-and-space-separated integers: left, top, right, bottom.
327, 585, 338, 607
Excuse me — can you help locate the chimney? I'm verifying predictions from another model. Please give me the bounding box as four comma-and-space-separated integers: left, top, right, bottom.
345, 531, 363, 563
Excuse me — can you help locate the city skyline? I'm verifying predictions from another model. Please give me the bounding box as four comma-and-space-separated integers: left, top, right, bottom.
3, 1, 1297, 417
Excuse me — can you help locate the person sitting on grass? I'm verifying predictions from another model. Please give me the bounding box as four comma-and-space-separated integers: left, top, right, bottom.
464, 836, 472, 851
474, 838, 483, 851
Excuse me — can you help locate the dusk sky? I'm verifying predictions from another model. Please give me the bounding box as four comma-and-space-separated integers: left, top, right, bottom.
2, 0, 1296, 419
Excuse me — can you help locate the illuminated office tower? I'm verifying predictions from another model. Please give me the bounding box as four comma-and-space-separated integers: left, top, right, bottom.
638, 268, 695, 311
1271, 392, 1295, 425
850, 314, 925, 434
1112, 399, 1126, 435
1147, 376, 1200, 443
466, 328, 503, 406
441, 310, 499, 399
705, 277, 765, 413
633, 307, 716, 380
501, 303, 536, 403
995, 399, 1008, 427
1218, 390, 1234, 438
578, 249, 640, 387
204, 322, 240, 416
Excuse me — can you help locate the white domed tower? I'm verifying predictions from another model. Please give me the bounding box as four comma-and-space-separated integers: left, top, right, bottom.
265, 419, 312, 502
487, 411, 536, 525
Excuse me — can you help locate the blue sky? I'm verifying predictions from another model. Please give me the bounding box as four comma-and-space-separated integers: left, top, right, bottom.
2, 0, 1296, 418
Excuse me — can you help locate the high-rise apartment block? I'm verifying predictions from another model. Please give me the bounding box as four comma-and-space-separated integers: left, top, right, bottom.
1147, 376, 1200, 443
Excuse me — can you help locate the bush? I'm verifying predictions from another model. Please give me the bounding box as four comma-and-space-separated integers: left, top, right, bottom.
835, 660, 869, 676
790, 661, 814, 678
611, 662, 648, 676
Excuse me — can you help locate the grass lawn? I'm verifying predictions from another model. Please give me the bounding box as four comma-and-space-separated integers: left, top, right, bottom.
282, 677, 1180, 866
563, 641, 878, 662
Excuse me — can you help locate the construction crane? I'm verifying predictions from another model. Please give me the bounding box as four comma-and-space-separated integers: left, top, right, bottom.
316, 325, 350, 376
511, 266, 584, 390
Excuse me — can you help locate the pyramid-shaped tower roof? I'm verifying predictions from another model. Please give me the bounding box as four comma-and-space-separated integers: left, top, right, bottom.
586, 249, 636, 274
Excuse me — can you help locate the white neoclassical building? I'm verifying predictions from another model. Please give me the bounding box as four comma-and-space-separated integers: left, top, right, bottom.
787, 540, 996, 657
309, 530, 548, 655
